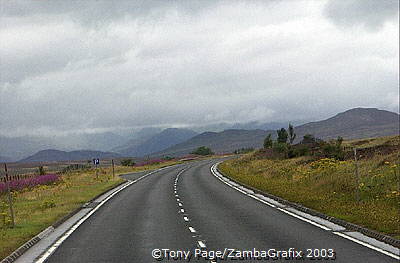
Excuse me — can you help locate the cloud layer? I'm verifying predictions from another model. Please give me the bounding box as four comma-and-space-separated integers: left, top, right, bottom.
0, 0, 398, 136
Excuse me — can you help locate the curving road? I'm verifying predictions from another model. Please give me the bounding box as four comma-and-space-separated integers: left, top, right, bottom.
44, 159, 398, 262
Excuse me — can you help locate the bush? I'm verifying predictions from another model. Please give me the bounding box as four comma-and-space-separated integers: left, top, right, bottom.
320, 137, 345, 160
37, 166, 46, 175
301, 134, 316, 144
120, 159, 135, 166
263, 134, 273, 149
191, 146, 213, 156
272, 142, 289, 157
234, 148, 254, 154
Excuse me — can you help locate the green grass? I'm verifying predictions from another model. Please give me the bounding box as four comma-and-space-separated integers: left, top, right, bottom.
0, 160, 181, 260
219, 136, 400, 239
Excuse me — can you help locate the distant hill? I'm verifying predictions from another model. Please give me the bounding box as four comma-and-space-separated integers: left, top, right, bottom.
116, 128, 198, 157
0, 132, 129, 161
19, 149, 122, 163
154, 108, 399, 157
294, 108, 399, 142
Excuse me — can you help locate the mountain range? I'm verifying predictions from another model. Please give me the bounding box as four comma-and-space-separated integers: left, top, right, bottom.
153, 108, 399, 157
1, 107, 398, 162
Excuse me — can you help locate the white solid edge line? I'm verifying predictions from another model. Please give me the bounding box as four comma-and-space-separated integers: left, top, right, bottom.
35, 166, 172, 263
276, 208, 331, 231
333, 232, 399, 260
210, 162, 400, 259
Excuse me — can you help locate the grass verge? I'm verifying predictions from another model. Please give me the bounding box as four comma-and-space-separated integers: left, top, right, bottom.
219, 137, 399, 239
0, 160, 180, 260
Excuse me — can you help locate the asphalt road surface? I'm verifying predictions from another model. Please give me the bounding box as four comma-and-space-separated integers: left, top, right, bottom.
45, 159, 398, 262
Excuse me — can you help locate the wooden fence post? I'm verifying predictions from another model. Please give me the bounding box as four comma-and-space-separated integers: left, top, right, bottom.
4, 164, 15, 228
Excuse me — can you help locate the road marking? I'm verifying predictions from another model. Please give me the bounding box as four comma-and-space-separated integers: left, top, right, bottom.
197, 241, 206, 248
178, 203, 183, 207
184, 216, 189, 221
210, 162, 400, 260
333, 232, 400, 260
180, 208, 185, 213
277, 208, 331, 230
36, 165, 174, 263
189, 227, 196, 233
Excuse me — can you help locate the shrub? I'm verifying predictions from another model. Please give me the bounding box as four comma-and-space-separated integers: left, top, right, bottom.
320, 138, 345, 160
120, 159, 135, 166
234, 148, 254, 154
263, 134, 273, 149
37, 166, 46, 175
301, 134, 316, 144
272, 142, 289, 157
191, 146, 213, 156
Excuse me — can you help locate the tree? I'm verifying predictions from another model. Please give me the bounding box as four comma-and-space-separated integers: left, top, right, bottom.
288, 123, 296, 144
301, 134, 316, 144
336, 136, 343, 147
121, 159, 135, 166
263, 134, 273, 149
37, 166, 46, 175
276, 128, 288, 144
191, 146, 213, 156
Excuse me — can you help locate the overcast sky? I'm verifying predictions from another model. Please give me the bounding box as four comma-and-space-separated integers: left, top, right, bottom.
0, 0, 398, 137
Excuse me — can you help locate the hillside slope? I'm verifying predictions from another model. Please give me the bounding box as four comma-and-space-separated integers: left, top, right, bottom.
294, 108, 399, 142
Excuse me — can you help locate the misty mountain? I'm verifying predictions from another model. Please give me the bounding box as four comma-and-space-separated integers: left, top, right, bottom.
154, 108, 399, 157
0, 132, 129, 161
112, 127, 163, 153
0, 136, 57, 161
191, 121, 306, 133
19, 149, 122, 163
116, 128, 198, 157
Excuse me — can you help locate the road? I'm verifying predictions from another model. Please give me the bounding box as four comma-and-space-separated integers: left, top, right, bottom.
45, 159, 398, 262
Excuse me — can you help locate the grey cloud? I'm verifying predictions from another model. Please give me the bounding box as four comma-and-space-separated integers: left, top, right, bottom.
0, 1, 398, 137
324, 0, 399, 31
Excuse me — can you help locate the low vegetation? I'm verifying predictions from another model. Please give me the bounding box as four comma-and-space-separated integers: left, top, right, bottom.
221, 135, 399, 238
191, 146, 214, 156
0, 160, 180, 260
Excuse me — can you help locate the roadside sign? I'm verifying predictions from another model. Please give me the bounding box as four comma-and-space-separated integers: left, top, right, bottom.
93, 158, 100, 165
